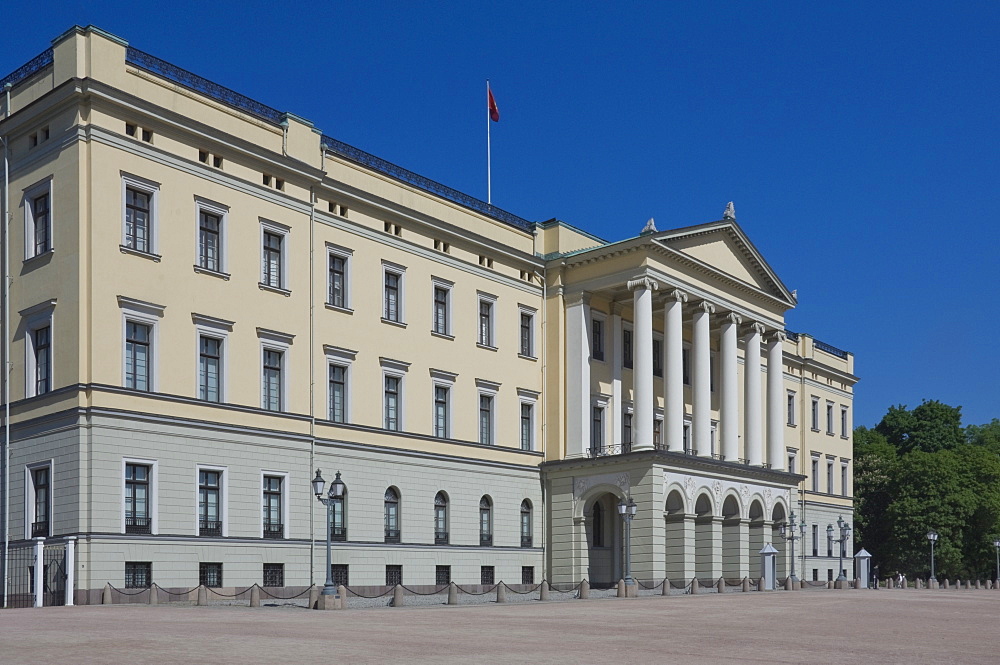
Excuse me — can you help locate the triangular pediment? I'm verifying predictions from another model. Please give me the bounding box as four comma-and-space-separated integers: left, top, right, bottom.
654, 221, 794, 304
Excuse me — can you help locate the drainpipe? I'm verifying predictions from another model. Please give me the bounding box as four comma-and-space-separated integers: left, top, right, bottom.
2, 82, 12, 609
308, 179, 317, 586
534, 267, 546, 578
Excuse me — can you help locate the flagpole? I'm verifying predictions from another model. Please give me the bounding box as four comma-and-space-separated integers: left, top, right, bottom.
486, 79, 492, 205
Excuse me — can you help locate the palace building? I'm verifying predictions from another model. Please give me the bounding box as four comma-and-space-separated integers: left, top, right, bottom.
0, 26, 856, 603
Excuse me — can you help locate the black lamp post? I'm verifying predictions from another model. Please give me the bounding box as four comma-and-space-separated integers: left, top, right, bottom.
927, 529, 938, 583
313, 469, 346, 596
993, 538, 999, 583
827, 516, 851, 582
778, 510, 807, 583
617, 497, 637, 588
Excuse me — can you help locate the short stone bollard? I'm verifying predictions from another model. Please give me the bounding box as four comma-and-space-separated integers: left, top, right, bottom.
539, 581, 549, 601
102, 583, 112, 605
617, 579, 626, 598
717, 578, 725, 594
854, 578, 862, 590
249, 585, 260, 607
757, 577, 766, 592
662, 578, 670, 596
827, 581, 834, 590
197, 585, 208, 606
742, 577, 750, 593
976, 580, 982, 589
942, 579, 949, 589
784, 577, 793, 591
579, 579, 590, 599
448, 582, 458, 604
496, 583, 506, 603
338, 585, 348, 608
691, 577, 699, 595
309, 585, 320, 609
149, 584, 158, 605
392, 585, 404, 607
964, 580, 971, 590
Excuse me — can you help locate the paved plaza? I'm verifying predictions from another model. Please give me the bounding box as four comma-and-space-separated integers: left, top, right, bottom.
3, 590, 999, 664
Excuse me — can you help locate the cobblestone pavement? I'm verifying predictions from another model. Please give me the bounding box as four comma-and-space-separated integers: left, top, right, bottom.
3, 589, 999, 664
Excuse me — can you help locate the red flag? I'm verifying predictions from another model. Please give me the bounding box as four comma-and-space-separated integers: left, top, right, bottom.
488, 88, 500, 122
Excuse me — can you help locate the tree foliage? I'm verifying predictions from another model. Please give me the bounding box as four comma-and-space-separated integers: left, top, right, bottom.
855, 401, 1000, 580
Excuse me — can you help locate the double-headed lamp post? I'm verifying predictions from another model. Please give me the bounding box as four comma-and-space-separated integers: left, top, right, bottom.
993, 538, 1000, 583
927, 529, 938, 583
312, 469, 346, 596
617, 497, 638, 588
778, 511, 807, 583
827, 516, 851, 582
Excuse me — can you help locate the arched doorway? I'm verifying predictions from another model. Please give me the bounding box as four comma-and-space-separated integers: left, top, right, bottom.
585, 492, 621, 587
721, 495, 742, 579
771, 503, 787, 581
694, 493, 716, 579
748, 499, 765, 578
664, 490, 688, 580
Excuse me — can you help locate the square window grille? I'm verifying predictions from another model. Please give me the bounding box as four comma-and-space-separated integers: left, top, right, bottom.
331, 564, 349, 587
386, 565, 403, 587
125, 562, 152, 589
435, 565, 451, 586
199, 562, 223, 588
263, 563, 284, 587
521, 566, 534, 585
480, 566, 495, 586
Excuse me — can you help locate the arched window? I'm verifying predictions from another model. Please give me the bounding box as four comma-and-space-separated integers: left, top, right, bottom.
592, 502, 604, 547
331, 488, 347, 541
434, 491, 449, 545
520, 499, 533, 548
479, 495, 493, 546
384, 487, 400, 543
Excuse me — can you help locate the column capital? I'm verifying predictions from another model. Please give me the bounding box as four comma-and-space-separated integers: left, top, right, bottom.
693, 301, 716, 315
611, 301, 627, 316
768, 330, 787, 344
744, 322, 766, 336
565, 291, 591, 307
662, 288, 688, 304
627, 276, 659, 293
720, 311, 742, 326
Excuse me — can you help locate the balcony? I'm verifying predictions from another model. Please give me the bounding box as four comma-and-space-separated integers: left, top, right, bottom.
330, 525, 347, 542
521, 535, 533, 548
263, 521, 283, 539
199, 519, 222, 537
384, 529, 400, 544
434, 531, 449, 545
31, 521, 48, 538
125, 516, 152, 535
480, 533, 493, 547
587, 442, 631, 458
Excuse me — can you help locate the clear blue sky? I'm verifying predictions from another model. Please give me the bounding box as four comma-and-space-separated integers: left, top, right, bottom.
3, 1, 998, 428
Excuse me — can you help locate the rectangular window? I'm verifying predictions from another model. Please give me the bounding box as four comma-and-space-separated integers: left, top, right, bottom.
787, 391, 796, 426
329, 255, 346, 308
262, 231, 283, 288
787, 450, 797, 473
125, 562, 152, 589
262, 349, 283, 411
263, 476, 283, 539
827, 538, 833, 558
331, 564, 349, 587
125, 187, 151, 253
683, 422, 692, 453
435, 565, 451, 586
623, 329, 633, 369
199, 336, 222, 402
591, 406, 604, 453
481, 566, 495, 586
522, 566, 534, 585
812, 569, 819, 582
812, 525, 818, 557
384, 271, 401, 322
478, 299, 493, 347
200, 562, 223, 588
682, 348, 690, 385
33, 326, 51, 395
125, 321, 151, 391
198, 211, 221, 272
623, 412, 633, 445
520, 403, 533, 451
653, 418, 662, 448
826, 402, 834, 434
827, 459, 835, 494
841, 463, 849, 497
125, 464, 151, 534
263, 563, 284, 587
329, 365, 347, 423
31, 192, 51, 256
433, 286, 450, 335
811, 457, 819, 492
520, 311, 533, 357
592, 318, 605, 361
841, 406, 849, 437
385, 565, 403, 587
198, 470, 222, 536
652, 340, 663, 377
434, 385, 449, 438
384, 376, 401, 431
31, 467, 50, 538
811, 397, 820, 430
479, 394, 494, 445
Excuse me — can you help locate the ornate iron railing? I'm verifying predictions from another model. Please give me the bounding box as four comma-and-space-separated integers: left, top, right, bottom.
587, 442, 632, 458
434, 531, 449, 545
125, 47, 285, 124
384, 528, 400, 544
330, 525, 347, 542
814, 339, 849, 359
320, 135, 533, 232
263, 521, 283, 539
0, 48, 54, 90
199, 520, 222, 537
125, 516, 152, 535
480, 533, 493, 547
521, 535, 533, 548
31, 521, 49, 538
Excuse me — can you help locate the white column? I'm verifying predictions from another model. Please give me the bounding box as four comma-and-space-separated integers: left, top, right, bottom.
719, 313, 741, 462
766, 331, 787, 470
628, 277, 658, 450
691, 301, 715, 457
663, 289, 687, 452
565, 292, 591, 458
743, 323, 765, 466
65, 536, 76, 606
33, 537, 44, 608
611, 304, 624, 447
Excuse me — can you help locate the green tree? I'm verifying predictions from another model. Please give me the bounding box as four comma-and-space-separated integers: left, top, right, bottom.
875, 400, 964, 454
853, 426, 895, 556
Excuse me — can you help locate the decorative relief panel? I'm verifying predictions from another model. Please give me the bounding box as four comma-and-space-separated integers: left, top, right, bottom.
662, 471, 790, 520
572, 472, 631, 513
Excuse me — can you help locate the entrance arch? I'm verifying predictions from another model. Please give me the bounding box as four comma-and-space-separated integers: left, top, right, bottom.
748, 499, 765, 577
693, 493, 717, 579
585, 492, 622, 587
664, 489, 688, 580
721, 494, 743, 579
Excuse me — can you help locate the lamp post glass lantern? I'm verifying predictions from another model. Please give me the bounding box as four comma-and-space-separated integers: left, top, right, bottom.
993, 538, 1000, 582
927, 529, 938, 582
618, 497, 637, 587
313, 469, 346, 596
778, 511, 807, 583
827, 516, 851, 582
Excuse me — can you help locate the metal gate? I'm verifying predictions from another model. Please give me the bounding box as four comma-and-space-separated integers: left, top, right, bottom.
43, 543, 66, 606
5, 543, 35, 608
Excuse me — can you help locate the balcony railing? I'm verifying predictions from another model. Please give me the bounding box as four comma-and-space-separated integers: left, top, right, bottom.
587, 442, 631, 458
521, 535, 533, 548
480, 533, 493, 547
126, 516, 152, 535
199, 520, 222, 537
263, 521, 283, 539
384, 529, 400, 544
330, 525, 347, 542
31, 521, 48, 538
434, 531, 449, 545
